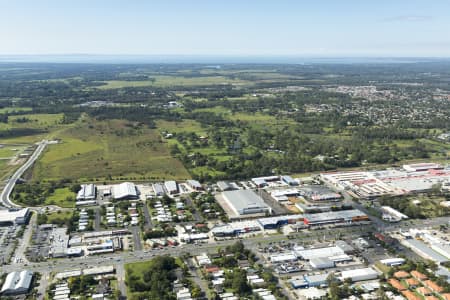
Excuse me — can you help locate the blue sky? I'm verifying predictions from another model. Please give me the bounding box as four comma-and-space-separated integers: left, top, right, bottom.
1, 0, 449, 57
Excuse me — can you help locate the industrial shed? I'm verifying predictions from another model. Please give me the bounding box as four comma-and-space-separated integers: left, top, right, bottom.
221, 190, 272, 218
112, 182, 138, 200
76, 184, 96, 201
1, 270, 34, 295
340, 268, 378, 282
164, 181, 178, 195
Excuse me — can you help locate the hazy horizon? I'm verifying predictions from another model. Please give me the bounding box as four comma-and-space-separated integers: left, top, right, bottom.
2, 0, 450, 58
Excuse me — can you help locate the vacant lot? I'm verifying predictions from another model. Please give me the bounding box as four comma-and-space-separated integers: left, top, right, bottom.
33, 118, 190, 182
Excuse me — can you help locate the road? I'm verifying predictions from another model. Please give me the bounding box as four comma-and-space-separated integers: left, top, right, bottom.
0, 140, 49, 208
4, 216, 448, 276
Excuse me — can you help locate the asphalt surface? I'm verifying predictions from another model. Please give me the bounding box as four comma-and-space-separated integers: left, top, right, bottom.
0, 140, 48, 208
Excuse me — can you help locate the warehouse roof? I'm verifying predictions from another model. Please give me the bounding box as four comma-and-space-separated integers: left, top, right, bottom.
295, 246, 345, 260
222, 190, 271, 216
217, 181, 236, 191
1, 270, 33, 295
112, 182, 138, 199
404, 239, 448, 263
76, 184, 96, 200
187, 179, 202, 189
0, 208, 30, 225
340, 267, 378, 280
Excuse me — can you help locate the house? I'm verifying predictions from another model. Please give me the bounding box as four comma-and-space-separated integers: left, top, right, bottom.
394, 271, 410, 279
388, 278, 406, 291
411, 270, 427, 281
422, 280, 444, 293
405, 278, 420, 288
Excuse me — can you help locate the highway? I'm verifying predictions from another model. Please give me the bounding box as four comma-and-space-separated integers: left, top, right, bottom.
0, 140, 49, 208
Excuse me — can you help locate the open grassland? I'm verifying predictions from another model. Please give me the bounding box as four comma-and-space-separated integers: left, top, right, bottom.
0, 113, 65, 144
155, 119, 206, 134
45, 187, 76, 208
33, 118, 190, 181
97, 75, 247, 89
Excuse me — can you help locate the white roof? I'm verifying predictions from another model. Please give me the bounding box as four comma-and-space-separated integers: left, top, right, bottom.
112, 182, 137, 199
0, 208, 29, 224
295, 246, 344, 260
1, 270, 33, 294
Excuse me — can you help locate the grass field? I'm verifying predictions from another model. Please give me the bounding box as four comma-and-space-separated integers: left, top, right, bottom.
97, 75, 247, 89
45, 187, 76, 208
33, 118, 190, 181
0, 107, 32, 113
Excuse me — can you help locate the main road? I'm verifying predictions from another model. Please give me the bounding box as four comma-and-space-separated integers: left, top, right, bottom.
0, 140, 49, 208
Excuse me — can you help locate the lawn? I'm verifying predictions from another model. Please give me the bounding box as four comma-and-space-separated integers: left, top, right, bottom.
45, 187, 76, 208
32, 118, 190, 182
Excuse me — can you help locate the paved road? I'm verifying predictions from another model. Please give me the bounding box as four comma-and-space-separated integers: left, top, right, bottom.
4, 216, 447, 276
12, 212, 36, 264
131, 226, 142, 251
94, 207, 101, 231
115, 262, 127, 299
0, 140, 49, 208
141, 203, 153, 230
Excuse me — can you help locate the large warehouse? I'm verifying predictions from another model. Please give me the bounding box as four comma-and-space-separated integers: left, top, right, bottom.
76, 184, 96, 201
112, 182, 138, 200
1, 270, 33, 295
0, 208, 30, 226
220, 190, 272, 218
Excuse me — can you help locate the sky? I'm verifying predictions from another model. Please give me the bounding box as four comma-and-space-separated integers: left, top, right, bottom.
1, 0, 450, 57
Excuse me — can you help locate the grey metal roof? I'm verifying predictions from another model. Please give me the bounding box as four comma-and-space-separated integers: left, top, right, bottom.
1, 270, 33, 294
405, 239, 448, 263
222, 190, 270, 215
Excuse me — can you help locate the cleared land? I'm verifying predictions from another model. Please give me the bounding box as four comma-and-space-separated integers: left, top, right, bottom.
32, 118, 190, 181
97, 75, 247, 89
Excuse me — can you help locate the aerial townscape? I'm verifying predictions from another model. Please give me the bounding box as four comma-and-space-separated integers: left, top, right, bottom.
1, 1, 450, 300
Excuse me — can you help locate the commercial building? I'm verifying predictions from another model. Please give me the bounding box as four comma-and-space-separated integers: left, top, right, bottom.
0, 208, 30, 226
251, 176, 280, 187
1, 270, 33, 295
257, 214, 303, 229
309, 257, 335, 269
340, 268, 378, 282
187, 180, 203, 191
381, 206, 409, 222
221, 190, 272, 218
380, 258, 406, 267
269, 252, 297, 263
112, 182, 138, 200
210, 220, 261, 237
76, 184, 96, 201
152, 183, 165, 196
281, 175, 298, 186
402, 239, 449, 264
303, 209, 369, 226
294, 246, 351, 263
217, 181, 237, 192
164, 181, 178, 195
403, 163, 442, 172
